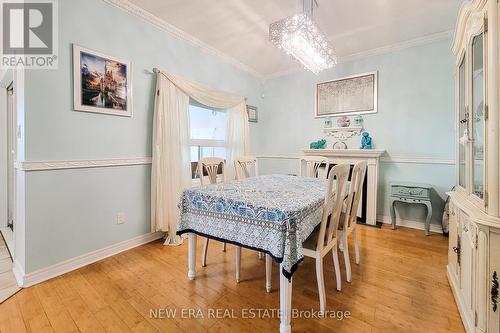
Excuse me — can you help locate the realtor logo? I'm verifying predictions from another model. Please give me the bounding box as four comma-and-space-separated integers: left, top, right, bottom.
1, 0, 58, 69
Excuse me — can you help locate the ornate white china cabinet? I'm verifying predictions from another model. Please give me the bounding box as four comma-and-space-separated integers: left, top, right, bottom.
448, 0, 500, 332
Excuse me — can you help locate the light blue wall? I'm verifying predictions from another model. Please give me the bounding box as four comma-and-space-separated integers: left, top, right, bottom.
22, 0, 455, 273
253, 39, 456, 226
23, 0, 263, 273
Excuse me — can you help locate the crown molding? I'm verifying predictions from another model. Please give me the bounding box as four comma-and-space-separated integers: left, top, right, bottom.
102, 0, 454, 81
101, 0, 265, 80
15, 157, 152, 171
264, 30, 454, 80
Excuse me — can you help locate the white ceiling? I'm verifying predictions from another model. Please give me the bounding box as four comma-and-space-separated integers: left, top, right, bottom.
128, 0, 464, 78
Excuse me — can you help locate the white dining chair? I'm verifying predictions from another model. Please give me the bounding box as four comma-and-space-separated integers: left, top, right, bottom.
234, 156, 265, 263
339, 161, 367, 283
299, 156, 330, 179
256, 163, 350, 312
234, 155, 259, 180
198, 157, 228, 267
302, 163, 349, 312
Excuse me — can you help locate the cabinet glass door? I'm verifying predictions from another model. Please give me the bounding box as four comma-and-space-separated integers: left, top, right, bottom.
458, 56, 466, 189
471, 33, 484, 200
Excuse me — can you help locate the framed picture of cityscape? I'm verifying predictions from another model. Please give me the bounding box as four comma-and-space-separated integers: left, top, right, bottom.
73, 44, 132, 116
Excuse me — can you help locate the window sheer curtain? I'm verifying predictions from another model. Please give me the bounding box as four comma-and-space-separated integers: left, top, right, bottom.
152, 70, 249, 245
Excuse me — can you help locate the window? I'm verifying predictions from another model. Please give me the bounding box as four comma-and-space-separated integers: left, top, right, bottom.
189, 100, 226, 179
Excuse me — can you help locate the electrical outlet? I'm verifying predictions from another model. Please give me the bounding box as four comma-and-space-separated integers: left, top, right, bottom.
116, 212, 126, 225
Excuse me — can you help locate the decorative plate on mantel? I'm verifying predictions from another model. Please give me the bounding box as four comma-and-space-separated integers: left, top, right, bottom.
323, 126, 363, 141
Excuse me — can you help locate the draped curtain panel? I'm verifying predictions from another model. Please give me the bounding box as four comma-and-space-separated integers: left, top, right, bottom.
151, 70, 250, 245
151, 74, 191, 246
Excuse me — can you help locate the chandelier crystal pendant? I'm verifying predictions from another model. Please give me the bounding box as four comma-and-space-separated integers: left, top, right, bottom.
269, 1, 336, 74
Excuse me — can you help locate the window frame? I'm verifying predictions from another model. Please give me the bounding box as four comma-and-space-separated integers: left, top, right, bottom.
188, 100, 227, 182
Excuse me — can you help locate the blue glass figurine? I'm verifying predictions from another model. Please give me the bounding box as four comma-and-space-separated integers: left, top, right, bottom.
360, 132, 373, 149
310, 139, 326, 149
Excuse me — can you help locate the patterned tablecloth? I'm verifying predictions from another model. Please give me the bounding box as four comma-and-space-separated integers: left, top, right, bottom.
177, 174, 330, 279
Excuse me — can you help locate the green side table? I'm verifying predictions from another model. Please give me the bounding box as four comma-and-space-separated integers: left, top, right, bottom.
389, 182, 433, 236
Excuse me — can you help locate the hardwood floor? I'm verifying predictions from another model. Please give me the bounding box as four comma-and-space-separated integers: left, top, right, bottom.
0, 225, 464, 332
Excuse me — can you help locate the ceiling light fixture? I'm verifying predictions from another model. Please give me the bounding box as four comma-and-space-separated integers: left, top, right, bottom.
269, 0, 336, 74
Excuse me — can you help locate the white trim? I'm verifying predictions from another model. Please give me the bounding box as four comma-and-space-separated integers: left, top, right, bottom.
377, 215, 444, 234
190, 139, 225, 148
255, 154, 455, 165
15, 157, 152, 171
302, 148, 385, 159
380, 156, 455, 165
101, 0, 265, 80
12, 154, 454, 172
14, 231, 164, 288
340, 30, 454, 64
265, 30, 454, 80
101, 0, 453, 81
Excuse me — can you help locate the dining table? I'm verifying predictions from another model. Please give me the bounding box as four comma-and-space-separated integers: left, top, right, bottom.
176, 174, 332, 333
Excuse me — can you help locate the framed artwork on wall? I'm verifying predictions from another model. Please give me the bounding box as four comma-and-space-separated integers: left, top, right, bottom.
247, 105, 258, 122
73, 44, 132, 117
315, 71, 377, 118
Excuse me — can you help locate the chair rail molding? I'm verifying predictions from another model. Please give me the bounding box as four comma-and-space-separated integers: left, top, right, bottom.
380, 155, 455, 165
16, 157, 152, 171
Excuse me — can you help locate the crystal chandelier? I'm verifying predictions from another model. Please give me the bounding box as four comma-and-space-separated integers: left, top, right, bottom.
269, 0, 336, 74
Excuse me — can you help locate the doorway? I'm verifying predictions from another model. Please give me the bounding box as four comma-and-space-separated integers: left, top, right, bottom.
0, 80, 19, 302
1, 83, 14, 253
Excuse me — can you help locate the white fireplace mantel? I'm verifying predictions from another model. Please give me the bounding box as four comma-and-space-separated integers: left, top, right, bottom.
302, 149, 385, 226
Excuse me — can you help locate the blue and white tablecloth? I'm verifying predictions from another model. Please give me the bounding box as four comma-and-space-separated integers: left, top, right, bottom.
177, 174, 329, 279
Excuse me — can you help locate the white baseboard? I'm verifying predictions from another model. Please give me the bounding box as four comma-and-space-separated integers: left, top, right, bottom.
15, 231, 164, 288
377, 215, 444, 234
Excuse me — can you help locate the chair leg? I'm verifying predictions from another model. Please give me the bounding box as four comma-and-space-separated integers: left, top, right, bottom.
343, 235, 352, 283
339, 234, 345, 252
265, 254, 272, 292
332, 245, 342, 291
202, 238, 209, 267
235, 246, 241, 283
315, 257, 326, 313
222, 242, 227, 252
353, 228, 360, 265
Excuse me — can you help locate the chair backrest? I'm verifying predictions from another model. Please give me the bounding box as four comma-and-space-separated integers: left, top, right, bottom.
198, 157, 225, 186
342, 161, 368, 232
299, 156, 330, 179
234, 156, 259, 180
315, 163, 350, 251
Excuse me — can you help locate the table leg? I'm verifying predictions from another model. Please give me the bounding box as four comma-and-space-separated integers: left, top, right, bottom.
235, 246, 241, 283
279, 264, 292, 333
424, 201, 432, 236
265, 254, 272, 292
390, 198, 396, 230
188, 233, 197, 280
